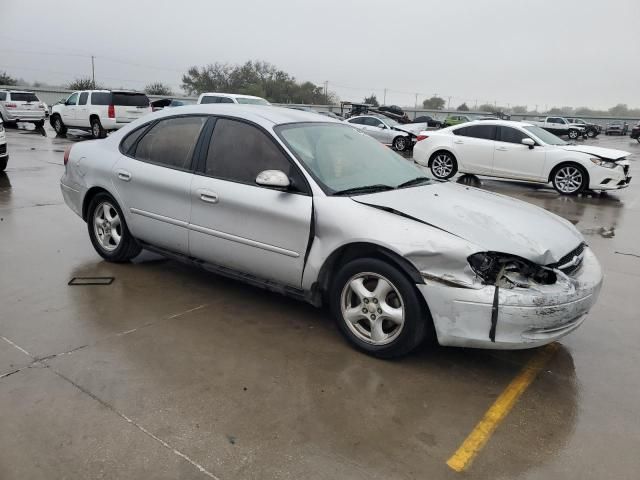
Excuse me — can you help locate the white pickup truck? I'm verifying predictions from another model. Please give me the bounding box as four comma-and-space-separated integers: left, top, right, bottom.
526, 116, 586, 140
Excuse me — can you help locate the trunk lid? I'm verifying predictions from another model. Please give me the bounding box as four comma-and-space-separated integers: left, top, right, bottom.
112, 92, 151, 123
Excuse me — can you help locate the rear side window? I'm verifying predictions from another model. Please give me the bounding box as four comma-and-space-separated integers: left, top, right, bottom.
498, 126, 531, 144
120, 125, 150, 155
91, 92, 111, 105
78, 92, 88, 105
11, 92, 39, 102
134, 116, 207, 170
219, 97, 234, 103
462, 125, 496, 140
112, 93, 150, 107
200, 96, 219, 104
0, 92, 6, 101
205, 118, 295, 185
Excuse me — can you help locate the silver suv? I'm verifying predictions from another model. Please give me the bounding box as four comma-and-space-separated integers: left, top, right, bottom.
0, 90, 47, 127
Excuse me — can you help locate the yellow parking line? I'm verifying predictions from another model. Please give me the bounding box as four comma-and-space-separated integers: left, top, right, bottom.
446, 342, 559, 472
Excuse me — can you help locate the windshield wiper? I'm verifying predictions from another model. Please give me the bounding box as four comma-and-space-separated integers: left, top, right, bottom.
332, 184, 395, 196
397, 176, 430, 189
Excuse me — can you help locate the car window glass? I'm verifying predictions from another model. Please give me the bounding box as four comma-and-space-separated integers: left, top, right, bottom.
112, 93, 149, 107
0, 92, 6, 101
498, 126, 530, 144
464, 125, 496, 140
364, 117, 384, 127
134, 116, 207, 169
219, 97, 234, 104
91, 92, 111, 105
200, 96, 219, 104
66, 93, 79, 105
121, 125, 150, 155
205, 118, 298, 186
453, 126, 469, 136
348, 117, 364, 125
78, 92, 88, 106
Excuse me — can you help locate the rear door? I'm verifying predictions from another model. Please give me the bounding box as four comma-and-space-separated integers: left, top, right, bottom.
492, 126, 547, 180
112, 92, 151, 125
451, 124, 496, 174
189, 117, 312, 288
112, 115, 208, 254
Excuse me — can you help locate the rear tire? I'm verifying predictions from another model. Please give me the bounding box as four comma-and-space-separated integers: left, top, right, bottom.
587, 129, 596, 138
330, 258, 431, 358
87, 192, 141, 262
0, 157, 7, 172
51, 115, 67, 136
90, 117, 106, 139
552, 164, 588, 195
429, 151, 458, 180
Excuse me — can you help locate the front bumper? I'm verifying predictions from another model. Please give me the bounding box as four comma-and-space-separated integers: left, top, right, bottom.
589, 164, 631, 190
417, 247, 603, 349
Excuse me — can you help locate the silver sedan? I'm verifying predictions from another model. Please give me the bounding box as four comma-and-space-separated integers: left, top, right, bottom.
60, 105, 603, 358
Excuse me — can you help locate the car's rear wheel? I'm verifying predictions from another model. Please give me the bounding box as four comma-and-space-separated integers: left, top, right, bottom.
587, 129, 596, 138
87, 192, 141, 262
0, 157, 7, 172
330, 258, 431, 358
552, 164, 588, 195
90, 118, 106, 139
393, 136, 408, 151
429, 151, 458, 180
51, 115, 67, 136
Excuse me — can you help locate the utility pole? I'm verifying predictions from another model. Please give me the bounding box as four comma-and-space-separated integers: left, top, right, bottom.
323, 80, 328, 99
415, 93, 418, 109
447, 96, 452, 109
383, 88, 387, 105
474, 99, 478, 110
91, 55, 95, 88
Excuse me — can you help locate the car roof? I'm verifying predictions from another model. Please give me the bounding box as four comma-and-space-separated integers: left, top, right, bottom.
4, 90, 37, 94
199, 92, 265, 100
138, 104, 342, 127
451, 119, 535, 128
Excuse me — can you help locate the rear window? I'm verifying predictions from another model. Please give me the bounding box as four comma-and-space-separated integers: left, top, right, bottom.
235, 97, 269, 105
112, 93, 150, 107
11, 92, 39, 102
200, 96, 220, 104
91, 92, 111, 105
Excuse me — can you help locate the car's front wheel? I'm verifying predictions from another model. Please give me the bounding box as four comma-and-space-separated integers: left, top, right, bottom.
552, 164, 588, 195
87, 192, 141, 262
587, 129, 596, 138
568, 129, 579, 140
429, 151, 458, 180
330, 258, 431, 358
51, 115, 67, 136
393, 136, 408, 151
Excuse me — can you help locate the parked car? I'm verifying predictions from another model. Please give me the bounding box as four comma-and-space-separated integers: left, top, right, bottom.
527, 117, 585, 139
60, 105, 603, 358
605, 120, 628, 136
318, 111, 343, 121
197, 93, 271, 105
411, 115, 442, 128
346, 114, 415, 151
413, 120, 631, 195
630, 122, 640, 143
0, 90, 47, 127
566, 118, 601, 138
51, 90, 152, 138
0, 119, 7, 171
150, 98, 195, 111
443, 115, 472, 127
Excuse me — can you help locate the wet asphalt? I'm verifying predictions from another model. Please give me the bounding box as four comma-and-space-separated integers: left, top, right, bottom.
0, 124, 639, 479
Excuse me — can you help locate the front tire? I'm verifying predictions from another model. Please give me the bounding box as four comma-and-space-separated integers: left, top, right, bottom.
568, 129, 579, 140
0, 157, 7, 172
429, 151, 458, 180
393, 136, 408, 151
330, 258, 431, 358
51, 115, 67, 136
87, 193, 141, 262
552, 164, 588, 195
587, 129, 596, 138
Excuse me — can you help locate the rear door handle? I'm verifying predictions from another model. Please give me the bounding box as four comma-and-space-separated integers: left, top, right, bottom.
453, 140, 464, 144
116, 170, 131, 181
496, 146, 508, 151
197, 189, 218, 204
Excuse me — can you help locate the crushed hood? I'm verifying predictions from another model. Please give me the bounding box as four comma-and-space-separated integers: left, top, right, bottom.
560, 145, 630, 160
354, 182, 583, 265
392, 124, 421, 136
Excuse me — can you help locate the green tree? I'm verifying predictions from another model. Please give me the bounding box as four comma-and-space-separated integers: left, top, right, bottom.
511, 105, 528, 114
363, 94, 379, 107
422, 96, 445, 110
0, 71, 18, 86
456, 102, 469, 111
608, 104, 629, 116
477, 103, 497, 112
67, 77, 98, 90
144, 82, 173, 96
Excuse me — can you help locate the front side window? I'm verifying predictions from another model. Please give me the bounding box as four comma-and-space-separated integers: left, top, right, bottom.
134, 116, 207, 169
364, 117, 384, 128
498, 126, 531, 144
347, 117, 365, 125
277, 123, 429, 194
205, 118, 299, 186
523, 126, 567, 145
78, 92, 88, 105
0, 92, 6, 101
66, 93, 79, 105
219, 97, 235, 104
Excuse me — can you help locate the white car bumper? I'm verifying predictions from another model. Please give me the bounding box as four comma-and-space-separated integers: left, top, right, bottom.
588, 164, 631, 190
417, 247, 603, 349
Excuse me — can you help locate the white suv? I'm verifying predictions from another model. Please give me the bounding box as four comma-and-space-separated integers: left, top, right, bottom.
0, 90, 47, 127
50, 90, 152, 138
197, 92, 271, 105
0, 119, 8, 171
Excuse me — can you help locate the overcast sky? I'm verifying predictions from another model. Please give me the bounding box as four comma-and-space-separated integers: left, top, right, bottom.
2, 0, 638, 109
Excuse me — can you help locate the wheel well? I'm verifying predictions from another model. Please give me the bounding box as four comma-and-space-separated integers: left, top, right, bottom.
89, 114, 100, 124
312, 242, 424, 305
428, 149, 456, 168
548, 161, 590, 184
82, 186, 110, 221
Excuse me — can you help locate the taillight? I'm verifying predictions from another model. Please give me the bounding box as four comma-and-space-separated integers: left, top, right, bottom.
416, 134, 429, 142
108, 104, 115, 118
63, 146, 72, 166
5, 103, 17, 109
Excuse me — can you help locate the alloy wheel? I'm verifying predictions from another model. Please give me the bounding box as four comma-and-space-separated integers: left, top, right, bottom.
93, 201, 122, 251
431, 154, 454, 178
555, 166, 583, 194
340, 272, 405, 346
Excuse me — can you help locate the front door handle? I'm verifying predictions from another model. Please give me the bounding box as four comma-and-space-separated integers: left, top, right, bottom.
496, 146, 508, 151
116, 170, 131, 181
453, 140, 464, 144
198, 190, 218, 204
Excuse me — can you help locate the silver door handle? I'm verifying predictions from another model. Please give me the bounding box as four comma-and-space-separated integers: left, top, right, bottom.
199, 192, 218, 204
116, 170, 131, 181
496, 146, 508, 151
453, 140, 464, 144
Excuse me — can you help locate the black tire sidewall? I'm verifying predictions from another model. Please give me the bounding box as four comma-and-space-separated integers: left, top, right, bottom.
52, 115, 66, 134
329, 257, 429, 358
393, 136, 407, 151
87, 193, 138, 262
552, 164, 587, 195
429, 151, 457, 180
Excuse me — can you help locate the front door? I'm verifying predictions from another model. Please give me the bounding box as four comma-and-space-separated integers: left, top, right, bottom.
492, 126, 547, 181
62, 92, 79, 126
189, 117, 312, 288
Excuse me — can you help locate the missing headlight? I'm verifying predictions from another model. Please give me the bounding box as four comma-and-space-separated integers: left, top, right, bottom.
468, 252, 556, 287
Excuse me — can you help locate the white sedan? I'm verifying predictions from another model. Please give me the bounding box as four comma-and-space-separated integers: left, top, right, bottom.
413, 120, 631, 195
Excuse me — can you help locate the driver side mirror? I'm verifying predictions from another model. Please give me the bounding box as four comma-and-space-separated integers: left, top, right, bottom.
378, 124, 387, 129
521, 138, 535, 149
256, 170, 290, 189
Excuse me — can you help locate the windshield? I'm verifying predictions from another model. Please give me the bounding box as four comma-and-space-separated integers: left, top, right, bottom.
236, 97, 270, 106
277, 123, 430, 194
523, 125, 567, 145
